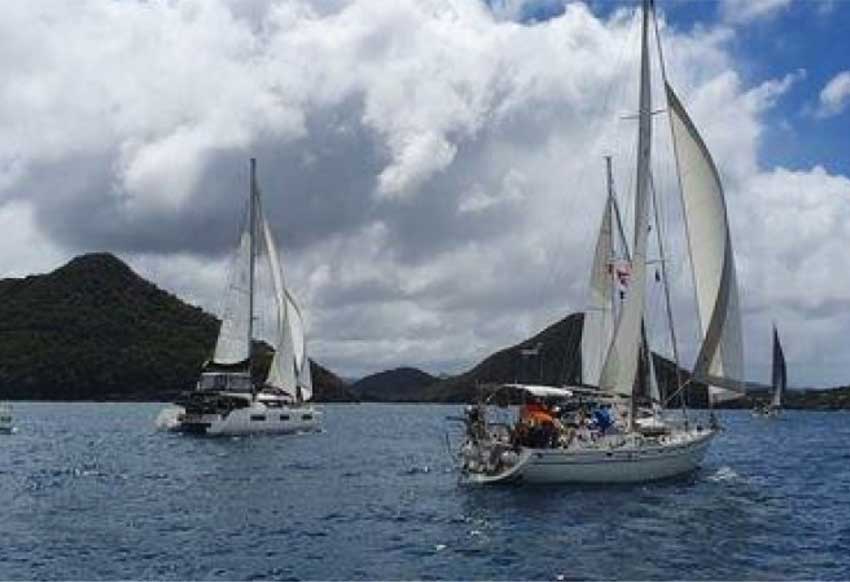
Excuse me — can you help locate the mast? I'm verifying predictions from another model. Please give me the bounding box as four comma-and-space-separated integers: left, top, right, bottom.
248, 158, 257, 371
628, 0, 653, 431
604, 156, 617, 317
597, 0, 653, 419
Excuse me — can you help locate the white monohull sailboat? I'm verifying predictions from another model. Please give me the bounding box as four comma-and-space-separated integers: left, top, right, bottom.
460, 0, 746, 484
170, 159, 320, 436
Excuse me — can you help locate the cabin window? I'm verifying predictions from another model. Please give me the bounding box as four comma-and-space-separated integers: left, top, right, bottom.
301, 414, 313, 421
250, 415, 266, 422
280, 415, 290, 421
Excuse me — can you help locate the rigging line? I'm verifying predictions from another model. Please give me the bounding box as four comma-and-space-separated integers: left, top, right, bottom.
649, 170, 685, 400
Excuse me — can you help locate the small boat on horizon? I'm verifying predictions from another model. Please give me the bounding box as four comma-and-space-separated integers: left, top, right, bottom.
167, 159, 321, 436
458, 0, 746, 485
0, 402, 14, 434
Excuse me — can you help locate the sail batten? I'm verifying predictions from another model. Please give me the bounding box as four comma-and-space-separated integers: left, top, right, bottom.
665, 82, 744, 404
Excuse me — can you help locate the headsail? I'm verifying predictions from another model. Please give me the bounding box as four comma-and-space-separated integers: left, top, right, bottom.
286, 289, 313, 401
582, 197, 615, 386
598, 1, 653, 400
261, 208, 299, 399
771, 326, 786, 408
666, 83, 745, 405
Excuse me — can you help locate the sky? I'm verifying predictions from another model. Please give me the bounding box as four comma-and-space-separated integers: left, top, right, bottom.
1, 0, 849, 386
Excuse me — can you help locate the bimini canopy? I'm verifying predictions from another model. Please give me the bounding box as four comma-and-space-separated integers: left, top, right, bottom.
501, 384, 574, 399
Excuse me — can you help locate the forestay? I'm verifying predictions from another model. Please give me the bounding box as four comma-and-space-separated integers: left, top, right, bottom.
666, 83, 745, 404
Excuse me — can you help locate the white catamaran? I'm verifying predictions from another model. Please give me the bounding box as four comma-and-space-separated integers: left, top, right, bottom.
170, 159, 320, 436
460, 0, 746, 484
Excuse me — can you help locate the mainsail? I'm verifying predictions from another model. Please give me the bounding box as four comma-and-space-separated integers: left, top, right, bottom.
771, 326, 786, 408
212, 228, 253, 365
666, 83, 745, 405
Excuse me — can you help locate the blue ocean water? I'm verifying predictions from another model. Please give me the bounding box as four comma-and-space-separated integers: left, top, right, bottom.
1, 403, 849, 580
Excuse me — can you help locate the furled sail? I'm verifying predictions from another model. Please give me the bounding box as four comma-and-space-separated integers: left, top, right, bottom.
599, 3, 653, 399
666, 83, 744, 404
582, 198, 615, 386
771, 326, 786, 408
212, 228, 253, 365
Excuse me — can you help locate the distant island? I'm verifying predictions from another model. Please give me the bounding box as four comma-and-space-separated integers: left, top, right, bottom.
2, 252, 849, 409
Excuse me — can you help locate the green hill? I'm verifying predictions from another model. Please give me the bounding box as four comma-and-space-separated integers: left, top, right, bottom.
0, 253, 353, 402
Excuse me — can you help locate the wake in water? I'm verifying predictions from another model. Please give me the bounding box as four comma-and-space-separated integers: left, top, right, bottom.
707, 465, 741, 483
154, 406, 184, 431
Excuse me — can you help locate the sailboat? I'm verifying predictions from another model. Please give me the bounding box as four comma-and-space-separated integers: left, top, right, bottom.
171, 159, 321, 436
0, 402, 13, 434
459, 0, 745, 484
754, 326, 786, 417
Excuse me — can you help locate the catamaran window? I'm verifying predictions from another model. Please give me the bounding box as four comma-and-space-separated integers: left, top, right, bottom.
301, 414, 313, 421
279, 415, 290, 421
198, 373, 253, 392
250, 415, 266, 422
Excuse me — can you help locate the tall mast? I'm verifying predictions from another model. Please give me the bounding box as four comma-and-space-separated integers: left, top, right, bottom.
628, 0, 653, 431
605, 156, 617, 318
248, 158, 257, 367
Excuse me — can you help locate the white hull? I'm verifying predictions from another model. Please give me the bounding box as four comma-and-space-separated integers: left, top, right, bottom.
175, 402, 321, 436
463, 428, 716, 485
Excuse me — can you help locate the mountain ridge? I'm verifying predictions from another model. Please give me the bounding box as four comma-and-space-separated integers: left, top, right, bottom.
0, 253, 354, 402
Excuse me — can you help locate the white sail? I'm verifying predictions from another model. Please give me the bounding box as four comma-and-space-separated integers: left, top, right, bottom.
285, 289, 313, 401
582, 197, 615, 386
261, 209, 298, 398
666, 83, 744, 404
771, 326, 786, 408
599, 4, 653, 400
212, 228, 252, 365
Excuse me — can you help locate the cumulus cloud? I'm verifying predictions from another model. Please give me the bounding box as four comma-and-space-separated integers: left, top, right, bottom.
1, 0, 848, 385
816, 70, 850, 118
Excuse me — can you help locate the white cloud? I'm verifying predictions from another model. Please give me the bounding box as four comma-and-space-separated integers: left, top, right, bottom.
816, 70, 850, 118
720, 0, 792, 24
0, 1, 847, 386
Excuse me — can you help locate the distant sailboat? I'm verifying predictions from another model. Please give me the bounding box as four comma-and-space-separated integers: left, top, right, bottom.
169, 159, 321, 436
754, 326, 786, 417
460, 0, 745, 484
0, 402, 13, 434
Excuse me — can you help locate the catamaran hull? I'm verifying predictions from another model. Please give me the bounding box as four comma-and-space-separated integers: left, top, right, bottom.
175, 405, 321, 436
464, 429, 716, 485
